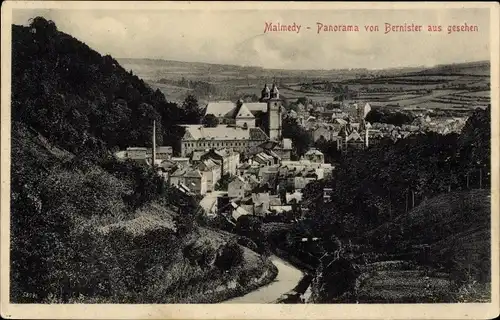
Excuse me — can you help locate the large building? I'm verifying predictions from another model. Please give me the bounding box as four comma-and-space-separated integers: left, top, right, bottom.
180, 125, 268, 157
203, 83, 283, 141
181, 83, 288, 158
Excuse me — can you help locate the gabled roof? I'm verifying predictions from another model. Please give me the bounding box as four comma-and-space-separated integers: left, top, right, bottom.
205, 101, 236, 117
181, 125, 269, 141
346, 131, 363, 142
245, 102, 268, 113
171, 168, 187, 177
185, 169, 202, 178
249, 127, 269, 140
230, 175, 248, 185
334, 118, 348, 125
235, 104, 255, 119
157, 146, 172, 152
305, 148, 324, 156
232, 204, 251, 221
191, 150, 207, 161
267, 150, 281, 160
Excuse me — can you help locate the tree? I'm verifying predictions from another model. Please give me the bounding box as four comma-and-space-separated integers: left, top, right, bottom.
297, 97, 308, 106
181, 95, 202, 124
282, 116, 312, 159
202, 114, 219, 127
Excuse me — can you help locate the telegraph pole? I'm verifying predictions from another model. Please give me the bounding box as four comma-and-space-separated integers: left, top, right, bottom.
152, 120, 156, 168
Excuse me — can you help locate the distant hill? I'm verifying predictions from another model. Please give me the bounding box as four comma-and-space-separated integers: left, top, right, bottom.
119, 57, 490, 108
119, 57, 490, 80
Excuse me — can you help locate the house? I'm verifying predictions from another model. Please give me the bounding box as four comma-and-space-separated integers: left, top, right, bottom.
303, 148, 325, 164
259, 166, 280, 192
200, 148, 240, 176
293, 175, 317, 191
228, 176, 251, 199
313, 125, 335, 142
170, 157, 190, 168
251, 192, 271, 216
169, 168, 187, 187
147, 146, 173, 160
184, 169, 208, 196
250, 152, 274, 166
190, 150, 208, 165
276, 138, 292, 161
200, 194, 218, 216
286, 191, 303, 204
231, 202, 251, 221
197, 158, 222, 192
242, 174, 260, 190
126, 147, 148, 161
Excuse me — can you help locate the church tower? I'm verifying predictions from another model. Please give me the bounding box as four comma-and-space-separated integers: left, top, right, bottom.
267, 82, 282, 141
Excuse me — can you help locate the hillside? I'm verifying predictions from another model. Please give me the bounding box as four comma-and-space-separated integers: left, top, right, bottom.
353, 190, 491, 303
11, 18, 199, 156
10, 17, 276, 303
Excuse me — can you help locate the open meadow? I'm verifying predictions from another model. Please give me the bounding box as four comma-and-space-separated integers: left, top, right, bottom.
119, 59, 490, 112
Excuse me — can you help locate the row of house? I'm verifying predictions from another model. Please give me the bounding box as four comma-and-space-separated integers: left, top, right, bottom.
202, 147, 334, 221
167, 148, 241, 195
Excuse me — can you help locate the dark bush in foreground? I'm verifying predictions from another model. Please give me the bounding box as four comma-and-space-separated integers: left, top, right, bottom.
215, 242, 244, 271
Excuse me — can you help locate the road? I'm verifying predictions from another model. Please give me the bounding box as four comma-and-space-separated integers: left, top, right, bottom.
223, 256, 304, 304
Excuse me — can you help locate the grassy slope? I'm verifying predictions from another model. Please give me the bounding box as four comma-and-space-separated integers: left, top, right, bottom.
12, 120, 277, 304
355, 190, 491, 303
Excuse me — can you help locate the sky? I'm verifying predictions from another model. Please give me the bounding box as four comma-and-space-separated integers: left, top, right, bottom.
12, 7, 491, 70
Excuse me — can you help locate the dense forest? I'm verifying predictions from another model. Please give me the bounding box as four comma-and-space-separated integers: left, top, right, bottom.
10, 17, 275, 303
12, 17, 204, 157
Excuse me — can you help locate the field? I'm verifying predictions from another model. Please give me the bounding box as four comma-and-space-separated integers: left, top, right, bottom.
119, 58, 490, 113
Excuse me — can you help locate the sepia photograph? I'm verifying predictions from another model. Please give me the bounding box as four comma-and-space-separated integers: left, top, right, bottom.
1, 1, 499, 319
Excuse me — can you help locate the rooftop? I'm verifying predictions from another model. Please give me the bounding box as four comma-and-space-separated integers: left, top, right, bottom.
182, 124, 269, 141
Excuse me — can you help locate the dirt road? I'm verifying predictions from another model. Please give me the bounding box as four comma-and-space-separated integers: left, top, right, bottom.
223, 256, 304, 304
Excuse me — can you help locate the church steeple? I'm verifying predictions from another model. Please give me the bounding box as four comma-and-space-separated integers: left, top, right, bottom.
270, 82, 279, 99
261, 83, 270, 100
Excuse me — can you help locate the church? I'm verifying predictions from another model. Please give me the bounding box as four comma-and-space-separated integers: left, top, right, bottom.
204, 83, 283, 141
180, 83, 291, 159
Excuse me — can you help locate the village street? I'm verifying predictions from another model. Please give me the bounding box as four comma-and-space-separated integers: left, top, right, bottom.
223, 256, 304, 303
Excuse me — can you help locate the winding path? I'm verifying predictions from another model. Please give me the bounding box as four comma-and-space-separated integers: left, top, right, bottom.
223, 256, 304, 304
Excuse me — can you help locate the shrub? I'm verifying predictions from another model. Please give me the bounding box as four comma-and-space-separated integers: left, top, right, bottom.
215, 242, 244, 271
237, 236, 259, 252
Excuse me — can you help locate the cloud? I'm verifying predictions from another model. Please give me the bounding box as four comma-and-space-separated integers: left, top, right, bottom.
12, 8, 490, 70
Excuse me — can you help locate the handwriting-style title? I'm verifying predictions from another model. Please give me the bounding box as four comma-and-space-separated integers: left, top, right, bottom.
263, 22, 479, 34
